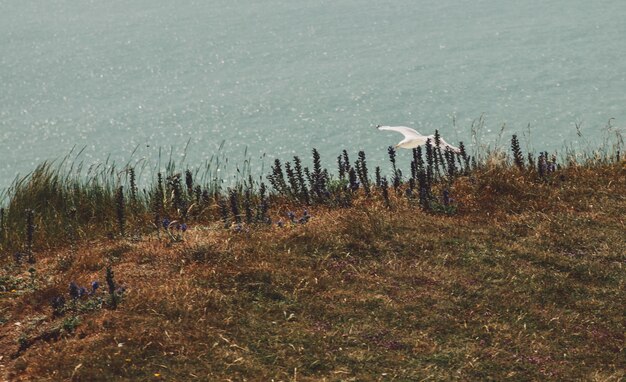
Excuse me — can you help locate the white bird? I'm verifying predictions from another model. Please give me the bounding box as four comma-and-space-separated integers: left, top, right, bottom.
376, 125, 460, 153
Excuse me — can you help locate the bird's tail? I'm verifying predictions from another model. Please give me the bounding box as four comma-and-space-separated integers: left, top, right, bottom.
440, 138, 461, 154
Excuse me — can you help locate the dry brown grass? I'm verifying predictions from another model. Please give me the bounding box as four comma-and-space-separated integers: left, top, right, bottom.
1, 163, 624, 381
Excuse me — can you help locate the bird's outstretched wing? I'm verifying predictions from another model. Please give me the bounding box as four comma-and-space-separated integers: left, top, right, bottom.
376, 125, 422, 139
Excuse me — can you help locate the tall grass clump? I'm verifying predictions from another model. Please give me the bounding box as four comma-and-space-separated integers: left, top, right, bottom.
355, 151, 370, 196
128, 167, 138, 206
152, 173, 165, 234
0, 146, 257, 253
0, 162, 118, 252
105, 266, 118, 309
0, 207, 5, 245
25, 209, 35, 263
387, 146, 402, 192
293, 156, 310, 204
458, 141, 471, 174
229, 189, 242, 225
511, 134, 525, 170
380, 177, 391, 208
256, 182, 270, 224
310, 148, 329, 201
267, 159, 289, 197
0, 126, 623, 256
115, 186, 125, 237
167, 174, 186, 219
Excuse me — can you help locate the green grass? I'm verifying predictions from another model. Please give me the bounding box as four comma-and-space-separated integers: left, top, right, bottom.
0, 137, 624, 381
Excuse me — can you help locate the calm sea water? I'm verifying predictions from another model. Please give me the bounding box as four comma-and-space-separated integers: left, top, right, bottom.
1, 0, 625, 191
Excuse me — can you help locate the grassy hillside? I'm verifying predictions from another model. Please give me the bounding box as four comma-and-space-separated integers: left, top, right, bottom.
1, 139, 625, 381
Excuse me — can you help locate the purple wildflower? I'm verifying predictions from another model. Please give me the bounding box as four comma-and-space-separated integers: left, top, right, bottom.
69, 282, 80, 299
287, 211, 296, 222
78, 287, 87, 298
443, 189, 450, 206
50, 295, 65, 316
299, 209, 312, 224
13, 252, 24, 264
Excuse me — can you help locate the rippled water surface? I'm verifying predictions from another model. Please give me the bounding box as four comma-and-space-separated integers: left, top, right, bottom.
2, 0, 625, 190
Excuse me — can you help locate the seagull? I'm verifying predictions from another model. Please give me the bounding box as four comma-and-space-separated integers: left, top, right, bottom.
376, 125, 460, 153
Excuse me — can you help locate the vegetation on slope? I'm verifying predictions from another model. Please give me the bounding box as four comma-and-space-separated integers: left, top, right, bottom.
0, 133, 624, 381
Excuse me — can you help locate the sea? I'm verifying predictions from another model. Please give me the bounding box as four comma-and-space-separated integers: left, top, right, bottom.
1, 0, 625, 192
